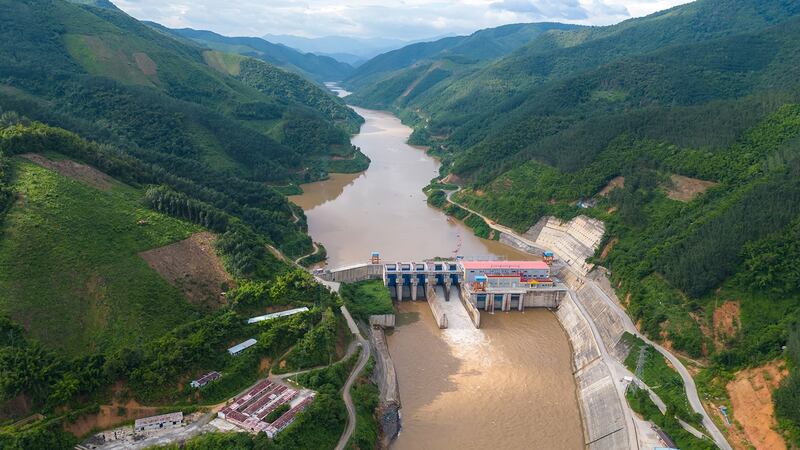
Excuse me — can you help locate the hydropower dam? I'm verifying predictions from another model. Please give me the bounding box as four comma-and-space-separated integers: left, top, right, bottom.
290, 88, 585, 449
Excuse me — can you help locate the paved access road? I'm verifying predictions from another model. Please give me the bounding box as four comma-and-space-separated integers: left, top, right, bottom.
583, 279, 732, 450
334, 305, 371, 450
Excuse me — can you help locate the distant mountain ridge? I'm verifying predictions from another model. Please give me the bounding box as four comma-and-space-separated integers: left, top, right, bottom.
158, 27, 354, 82
344, 22, 581, 106
263, 34, 412, 64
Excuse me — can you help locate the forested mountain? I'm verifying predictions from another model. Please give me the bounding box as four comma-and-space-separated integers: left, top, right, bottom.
344, 22, 579, 102
349, 0, 800, 446
0, 0, 364, 186
346, 22, 579, 86
0, 0, 363, 447
162, 27, 355, 82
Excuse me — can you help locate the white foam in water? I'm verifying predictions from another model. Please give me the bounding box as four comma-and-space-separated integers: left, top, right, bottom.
434, 287, 497, 365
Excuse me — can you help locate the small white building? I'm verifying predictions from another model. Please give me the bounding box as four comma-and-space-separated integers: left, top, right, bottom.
228, 338, 257, 356
247, 307, 309, 324
134, 412, 183, 433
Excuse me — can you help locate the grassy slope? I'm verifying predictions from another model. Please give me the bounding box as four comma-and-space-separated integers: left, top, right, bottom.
164, 27, 354, 83
0, 158, 200, 356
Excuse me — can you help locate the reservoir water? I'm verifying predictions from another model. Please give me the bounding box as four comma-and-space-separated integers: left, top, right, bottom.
290, 86, 583, 449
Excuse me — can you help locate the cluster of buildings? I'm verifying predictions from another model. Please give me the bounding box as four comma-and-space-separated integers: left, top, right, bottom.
217, 379, 315, 438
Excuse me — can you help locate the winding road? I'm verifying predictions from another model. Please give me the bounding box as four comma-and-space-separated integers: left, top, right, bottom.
335, 305, 371, 450
444, 188, 731, 450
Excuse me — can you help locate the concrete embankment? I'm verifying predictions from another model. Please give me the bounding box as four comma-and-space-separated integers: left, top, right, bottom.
556, 291, 630, 450
368, 326, 401, 448
498, 215, 605, 276
425, 285, 449, 329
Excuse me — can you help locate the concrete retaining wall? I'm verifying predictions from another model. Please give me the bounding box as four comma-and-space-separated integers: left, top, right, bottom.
369, 327, 401, 448
556, 291, 629, 450
425, 285, 448, 329
498, 231, 545, 254
369, 314, 396, 328
319, 263, 383, 283
458, 285, 481, 328
528, 216, 605, 275
522, 289, 565, 308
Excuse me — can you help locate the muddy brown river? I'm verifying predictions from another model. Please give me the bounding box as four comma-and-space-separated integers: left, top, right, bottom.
290, 87, 583, 449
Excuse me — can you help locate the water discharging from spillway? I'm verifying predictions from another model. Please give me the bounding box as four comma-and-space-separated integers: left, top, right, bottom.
290, 86, 583, 449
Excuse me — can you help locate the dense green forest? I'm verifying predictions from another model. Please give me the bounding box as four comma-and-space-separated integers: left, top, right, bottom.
0, 0, 363, 189
347, 0, 800, 446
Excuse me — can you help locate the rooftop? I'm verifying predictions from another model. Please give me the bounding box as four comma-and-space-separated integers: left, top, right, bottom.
134, 412, 182, 427
461, 260, 549, 270
228, 338, 257, 354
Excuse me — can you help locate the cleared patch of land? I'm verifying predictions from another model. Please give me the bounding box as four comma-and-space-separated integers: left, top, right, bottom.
727, 360, 788, 450
20, 153, 115, 190
598, 176, 625, 196
713, 300, 741, 350
139, 232, 234, 309
133, 52, 158, 76
0, 159, 200, 355
664, 174, 717, 202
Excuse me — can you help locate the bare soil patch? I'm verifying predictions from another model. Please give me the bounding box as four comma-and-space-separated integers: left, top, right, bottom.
727, 360, 788, 450
441, 173, 462, 185
598, 176, 625, 196
20, 153, 115, 190
599, 236, 618, 259
0, 395, 32, 420
133, 52, 158, 76
139, 232, 234, 309
713, 301, 741, 350
65, 382, 159, 437
664, 174, 717, 202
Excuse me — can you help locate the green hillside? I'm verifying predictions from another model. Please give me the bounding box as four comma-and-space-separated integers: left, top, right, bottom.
348, 0, 800, 446
0, 0, 362, 187
0, 158, 200, 356
163, 27, 355, 83
344, 22, 580, 109
0, 119, 345, 449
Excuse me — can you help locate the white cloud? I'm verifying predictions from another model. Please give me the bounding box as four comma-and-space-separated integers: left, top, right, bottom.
113, 0, 695, 40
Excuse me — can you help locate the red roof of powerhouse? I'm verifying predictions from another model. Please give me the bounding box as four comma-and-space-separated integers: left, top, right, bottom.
461, 261, 549, 270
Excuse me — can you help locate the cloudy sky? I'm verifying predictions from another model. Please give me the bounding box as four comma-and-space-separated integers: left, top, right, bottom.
114, 0, 694, 41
